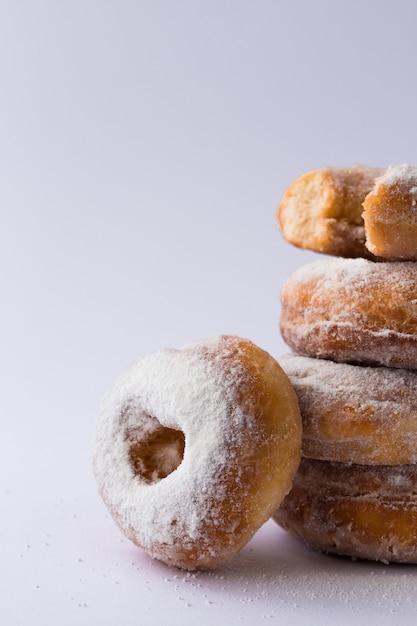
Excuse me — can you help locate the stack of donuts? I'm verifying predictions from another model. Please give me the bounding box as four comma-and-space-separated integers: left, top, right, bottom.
274, 164, 417, 563
93, 162, 417, 571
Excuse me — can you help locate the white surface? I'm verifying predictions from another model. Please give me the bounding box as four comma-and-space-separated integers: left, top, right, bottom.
2, 1, 417, 624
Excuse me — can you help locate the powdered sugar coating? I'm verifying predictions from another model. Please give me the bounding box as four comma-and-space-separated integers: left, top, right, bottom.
93, 335, 301, 570
279, 354, 417, 465
373, 163, 417, 193
285, 256, 376, 290
280, 257, 417, 368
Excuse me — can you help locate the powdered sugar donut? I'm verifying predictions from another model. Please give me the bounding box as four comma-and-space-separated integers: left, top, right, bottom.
280, 257, 417, 369
93, 335, 302, 570
274, 457, 417, 564
279, 354, 417, 465
363, 164, 417, 260
277, 165, 384, 258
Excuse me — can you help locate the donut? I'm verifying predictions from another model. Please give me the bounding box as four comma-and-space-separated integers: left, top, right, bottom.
280, 257, 417, 369
277, 165, 384, 258
278, 354, 417, 465
363, 164, 417, 260
274, 457, 417, 564
93, 335, 302, 571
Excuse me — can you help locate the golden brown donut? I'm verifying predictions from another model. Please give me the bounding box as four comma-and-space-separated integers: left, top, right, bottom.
93, 335, 302, 570
363, 164, 417, 260
280, 257, 417, 369
278, 354, 417, 465
274, 457, 417, 564
277, 165, 384, 258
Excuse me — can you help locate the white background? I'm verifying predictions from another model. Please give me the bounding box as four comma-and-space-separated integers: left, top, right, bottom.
2, 1, 417, 624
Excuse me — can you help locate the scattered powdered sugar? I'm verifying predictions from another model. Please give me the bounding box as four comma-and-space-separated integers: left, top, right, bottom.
132, 522, 417, 622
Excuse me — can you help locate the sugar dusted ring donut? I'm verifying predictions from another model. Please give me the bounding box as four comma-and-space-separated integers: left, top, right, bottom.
277, 165, 384, 258
279, 354, 417, 465
280, 257, 417, 369
93, 335, 302, 570
274, 457, 417, 564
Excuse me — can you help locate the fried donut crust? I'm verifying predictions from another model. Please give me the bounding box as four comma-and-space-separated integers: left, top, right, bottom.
279, 354, 417, 465
363, 164, 417, 260
280, 257, 417, 369
277, 165, 384, 258
93, 335, 302, 570
274, 458, 417, 564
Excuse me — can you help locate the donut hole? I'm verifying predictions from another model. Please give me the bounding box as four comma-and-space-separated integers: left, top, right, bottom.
129, 425, 185, 484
